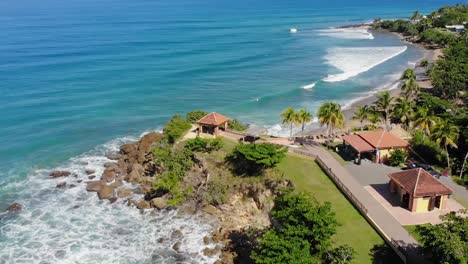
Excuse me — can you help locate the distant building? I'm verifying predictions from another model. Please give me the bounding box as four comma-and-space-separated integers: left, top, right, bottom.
445, 25, 465, 32
196, 112, 229, 137
342, 130, 409, 163
388, 168, 453, 213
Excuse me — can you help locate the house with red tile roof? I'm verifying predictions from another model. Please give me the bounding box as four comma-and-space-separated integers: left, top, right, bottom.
196, 112, 229, 136
342, 130, 409, 163
388, 168, 453, 212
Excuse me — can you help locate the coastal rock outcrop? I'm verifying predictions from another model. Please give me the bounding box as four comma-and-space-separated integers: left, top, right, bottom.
117, 188, 133, 198
49, 170, 71, 178
6, 203, 22, 213
150, 198, 167, 210
97, 185, 115, 200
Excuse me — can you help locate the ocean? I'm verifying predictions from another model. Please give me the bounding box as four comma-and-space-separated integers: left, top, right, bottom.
0, 0, 461, 263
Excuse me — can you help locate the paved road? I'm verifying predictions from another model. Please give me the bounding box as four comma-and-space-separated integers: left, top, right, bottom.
298, 143, 427, 264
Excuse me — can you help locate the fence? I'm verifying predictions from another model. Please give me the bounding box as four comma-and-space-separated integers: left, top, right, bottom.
290, 148, 409, 263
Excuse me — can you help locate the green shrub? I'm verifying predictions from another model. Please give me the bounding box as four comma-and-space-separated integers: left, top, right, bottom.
227, 143, 287, 175
228, 119, 247, 132
388, 149, 407, 167
163, 114, 192, 144
323, 245, 355, 264
420, 28, 456, 46
186, 110, 208, 124
203, 181, 228, 206
420, 59, 429, 67
410, 131, 446, 166
184, 137, 224, 153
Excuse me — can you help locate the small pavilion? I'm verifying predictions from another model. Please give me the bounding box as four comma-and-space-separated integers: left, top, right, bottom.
388, 168, 453, 213
197, 112, 229, 137
342, 130, 409, 163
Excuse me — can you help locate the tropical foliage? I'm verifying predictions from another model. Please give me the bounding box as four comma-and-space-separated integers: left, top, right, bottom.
226, 143, 287, 175
186, 110, 208, 123
281, 107, 299, 140
184, 137, 224, 153
163, 114, 192, 144
228, 119, 248, 132
297, 108, 314, 137
317, 102, 345, 137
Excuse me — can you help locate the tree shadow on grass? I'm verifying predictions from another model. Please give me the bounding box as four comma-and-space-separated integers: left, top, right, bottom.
369, 242, 403, 264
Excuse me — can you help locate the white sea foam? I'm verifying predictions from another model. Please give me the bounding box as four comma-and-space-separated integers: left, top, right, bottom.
323, 46, 407, 82
302, 82, 316, 90
0, 134, 218, 264
316, 28, 374, 40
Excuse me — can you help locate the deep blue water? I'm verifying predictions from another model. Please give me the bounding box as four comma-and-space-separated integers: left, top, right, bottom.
0, 0, 462, 263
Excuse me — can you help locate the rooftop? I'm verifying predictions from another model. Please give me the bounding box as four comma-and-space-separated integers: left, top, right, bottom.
197, 112, 229, 126
343, 130, 409, 152
388, 168, 453, 197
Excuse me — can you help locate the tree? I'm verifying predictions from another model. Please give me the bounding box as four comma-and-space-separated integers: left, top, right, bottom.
410, 11, 422, 21
412, 106, 436, 137
228, 119, 247, 132
271, 189, 337, 253
184, 137, 223, 153
251, 230, 316, 264
352, 105, 370, 131
401, 68, 416, 80
402, 78, 420, 99
226, 143, 287, 175
317, 102, 345, 138
323, 245, 355, 264
374, 91, 394, 130
296, 108, 313, 137
388, 149, 407, 167
163, 114, 192, 144
281, 107, 298, 140
415, 211, 468, 264
393, 97, 414, 129
432, 119, 460, 171
186, 110, 208, 123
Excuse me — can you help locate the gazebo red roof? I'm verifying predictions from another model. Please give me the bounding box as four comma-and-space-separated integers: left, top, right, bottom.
388, 168, 453, 197
343, 130, 409, 153
197, 112, 229, 126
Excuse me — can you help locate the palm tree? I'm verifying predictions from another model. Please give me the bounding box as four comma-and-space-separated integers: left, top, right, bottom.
317, 102, 345, 139
296, 108, 313, 137
367, 107, 381, 129
431, 119, 459, 171
410, 11, 422, 21
281, 107, 298, 140
352, 105, 370, 131
420, 17, 432, 31
401, 68, 416, 80
402, 78, 420, 99
393, 97, 414, 129
412, 106, 436, 137
374, 91, 394, 130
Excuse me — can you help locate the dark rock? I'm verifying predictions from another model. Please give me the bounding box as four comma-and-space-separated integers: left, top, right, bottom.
77, 180, 83, 183
120, 143, 138, 156
56, 182, 67, 188
106, 152, 122, 160
69, 184, 77, 188
88, 175, 96, 180
203, 236, 211, 245
86, 181, 103, 192
73, 205, 80, 209
203, 245, 221, 257
6, 203, 22, 213
97, 185, 115, 200
171, 229, 183, 239
172, 241, 182, 253
85, 169, 95, 175
108, 197, 118, 204
157, 237, 165, 243
49, 170, 71, 178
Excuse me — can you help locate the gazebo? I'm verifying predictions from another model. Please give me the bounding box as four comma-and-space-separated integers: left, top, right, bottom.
342, 130, 409, 163
197, 112, 229, 137
388, 168, 453, 213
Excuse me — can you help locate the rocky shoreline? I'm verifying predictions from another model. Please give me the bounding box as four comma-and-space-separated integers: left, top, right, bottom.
44, 131, 289, 263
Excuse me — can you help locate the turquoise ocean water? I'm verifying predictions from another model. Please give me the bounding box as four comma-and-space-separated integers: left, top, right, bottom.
0, 0, 461, 263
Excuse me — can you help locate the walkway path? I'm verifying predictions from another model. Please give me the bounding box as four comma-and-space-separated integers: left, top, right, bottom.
294, 143, 426, 264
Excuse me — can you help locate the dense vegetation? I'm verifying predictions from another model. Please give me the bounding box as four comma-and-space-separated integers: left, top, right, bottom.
184, 137, 224, 153
415, 210, 468, 264
251, 189, 354, 264
227, 143, 287, 175
163, 114, 192, 144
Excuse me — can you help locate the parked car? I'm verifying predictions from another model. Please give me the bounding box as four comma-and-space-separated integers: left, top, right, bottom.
403, 163, 441, 178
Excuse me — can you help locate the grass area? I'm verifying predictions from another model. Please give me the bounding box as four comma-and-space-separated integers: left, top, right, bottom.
326, 148, 351, 166
453, 194, 468, 209
277, 154, 401, 264
403, 224, 430, 243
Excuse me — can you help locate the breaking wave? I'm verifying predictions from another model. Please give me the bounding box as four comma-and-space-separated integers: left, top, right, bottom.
0, 134, 218, 264
323, 46, 407, 82
316, 28, 374, 40
302, 82, 317, 90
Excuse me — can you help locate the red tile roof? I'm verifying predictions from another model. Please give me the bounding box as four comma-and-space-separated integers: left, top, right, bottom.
388, 168, 453, 197
359, 130, 409, 149
343, 130, 409, 152
197, 112, 229, 126
342, 134, 375, 152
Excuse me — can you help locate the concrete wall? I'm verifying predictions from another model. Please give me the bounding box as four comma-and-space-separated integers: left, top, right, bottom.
414, 197, 430, 212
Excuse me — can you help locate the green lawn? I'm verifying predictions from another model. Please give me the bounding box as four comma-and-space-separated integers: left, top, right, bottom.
277, 154, 401, 264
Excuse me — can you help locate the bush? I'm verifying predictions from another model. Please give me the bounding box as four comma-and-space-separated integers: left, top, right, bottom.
410, 131, 446, 166
388, 149, 407, 167
227, 143, 287, 175
163, 114, 192, 144
228, 119, 247, 132
186, 110, 208, 124
420, 28, 456, 46
184, 137, 224, 153
202, 181, 228, 206
323, 245, 355, 264
420, 59, 429, 67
